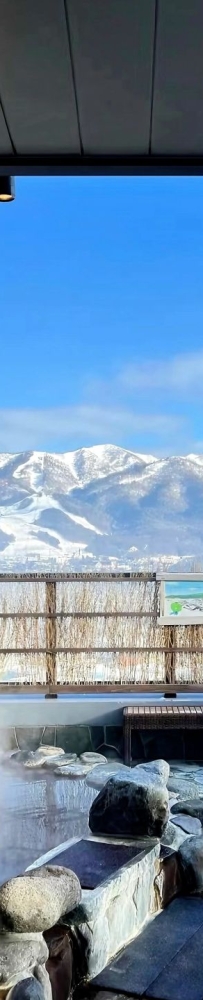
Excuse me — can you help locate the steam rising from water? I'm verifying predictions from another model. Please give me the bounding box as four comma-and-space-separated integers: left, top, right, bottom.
0, 742, 95, 885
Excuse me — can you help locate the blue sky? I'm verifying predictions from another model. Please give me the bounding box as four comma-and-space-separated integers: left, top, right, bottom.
166, 582, 203, 597
1, 175, 203, 455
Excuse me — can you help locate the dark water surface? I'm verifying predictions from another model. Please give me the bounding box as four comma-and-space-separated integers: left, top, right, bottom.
0, 763, 95, 884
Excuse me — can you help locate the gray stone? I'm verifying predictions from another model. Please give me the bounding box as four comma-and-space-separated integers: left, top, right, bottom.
0, 729, 17, 752
161, 821, 189, 850
136, 759, 170, 786
15, 729, 44, 752
0, 932, 48, 985
178, 835, 203, 893
89, 776, 169, 838
0, 865, 81, 933
86, 759, 169, 793
10, 747, 65, 769
10, 751, 37, 766
80, 752, 107, 766
171, 814, 202, 836
7, 968, 52, 1000
43, 753, 77, 770
171, 798, 203, 823
169, 796, 179, 811
7, 977, 44, 1000
65, 841, 160, 979
30, 965, 52, 1000
24, 748, 64, 769
194, 769, 203, 780
38, 746, 64, 757
86, 762, 131, 790
55, 763, 92, 778
167, 777, 203, 800
55, 725, 92, 756
40, 727, 56, 747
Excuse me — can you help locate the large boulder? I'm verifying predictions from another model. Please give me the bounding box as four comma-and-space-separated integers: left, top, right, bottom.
86, 758, 169, 793
178, 835, 203, 893
89, 775, 169, 838
0, 865, 81, 933
171, 798, 203, 823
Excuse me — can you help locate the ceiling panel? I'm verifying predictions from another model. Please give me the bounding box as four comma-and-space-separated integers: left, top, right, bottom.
152, 0, 203, 154
67, 0, 156, 154
0, 0, 80, 154
0, 107, 13, 155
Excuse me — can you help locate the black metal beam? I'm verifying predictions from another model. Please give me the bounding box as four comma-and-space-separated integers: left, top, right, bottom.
1, 154, 203, 175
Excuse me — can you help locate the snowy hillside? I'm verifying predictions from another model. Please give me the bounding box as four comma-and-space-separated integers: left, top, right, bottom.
0, 445, 202, 571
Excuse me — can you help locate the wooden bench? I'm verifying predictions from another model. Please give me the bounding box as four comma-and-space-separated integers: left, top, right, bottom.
123, 704, 203, 766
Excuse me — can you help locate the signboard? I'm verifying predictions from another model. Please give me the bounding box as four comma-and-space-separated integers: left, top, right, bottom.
157, 574, 203, 625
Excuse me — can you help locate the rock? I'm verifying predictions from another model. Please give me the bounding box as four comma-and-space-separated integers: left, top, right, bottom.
178, 835, 203, 893
169, 796, 179, 811
31, 965, 52, 1000
154, 851, 182, 908
37, 747, 64, 758
64, 842, 159, 980
55, 763, 92, 778
167, 777, 203, 800
10, 751, 36, 766
7, 967, 52, 1000
43, 754, 78, 770
89, 776, 169, 838
171, 798, 203, 823
136, 759, 170, 786
161, 821, 189, 850
24, 748, 65, 769
86, 762, 132, 790
10, 748, 65, 768
80, 752, 107, 766
24, 754, 53, 769
171, 814, 202, 836
0, 932, 48, 985
0, 865, 81, 933
7, 977, 45, 1000
44, 924, 75, 1000
86, 760, 168, 793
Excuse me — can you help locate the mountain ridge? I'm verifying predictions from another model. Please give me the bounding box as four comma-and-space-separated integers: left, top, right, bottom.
0, 445, 202, 572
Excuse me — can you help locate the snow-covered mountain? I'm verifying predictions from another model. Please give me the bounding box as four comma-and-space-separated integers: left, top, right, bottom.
0, 445, 202, 571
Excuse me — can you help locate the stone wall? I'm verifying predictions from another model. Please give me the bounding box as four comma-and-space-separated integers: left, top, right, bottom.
1, 724, 202, 761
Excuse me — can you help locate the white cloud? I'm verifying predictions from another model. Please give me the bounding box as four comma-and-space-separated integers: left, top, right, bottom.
0, 405, 183, 452
120, 350, 203, 394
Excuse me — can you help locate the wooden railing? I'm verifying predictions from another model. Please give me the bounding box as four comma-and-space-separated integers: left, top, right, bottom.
0, 572, 203, 688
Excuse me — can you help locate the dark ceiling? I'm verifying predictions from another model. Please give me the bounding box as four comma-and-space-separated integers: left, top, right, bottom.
1, 0, 203, 174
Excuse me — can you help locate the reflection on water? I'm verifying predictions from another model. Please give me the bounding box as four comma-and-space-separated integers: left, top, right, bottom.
0, 763, 96, 884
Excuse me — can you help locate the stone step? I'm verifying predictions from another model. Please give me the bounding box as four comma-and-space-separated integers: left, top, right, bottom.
92, 898, 203, 998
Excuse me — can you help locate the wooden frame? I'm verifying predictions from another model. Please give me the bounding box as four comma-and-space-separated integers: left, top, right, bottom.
157, 573, 203, 626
